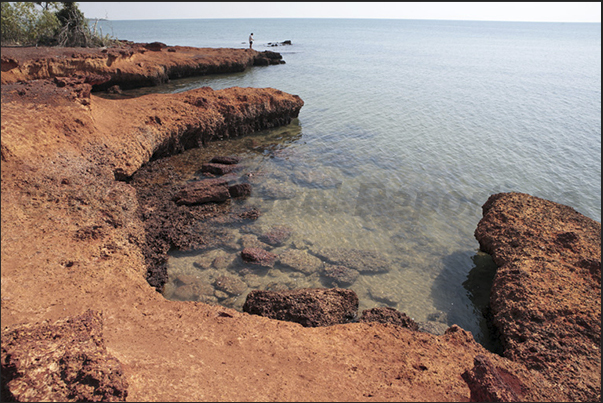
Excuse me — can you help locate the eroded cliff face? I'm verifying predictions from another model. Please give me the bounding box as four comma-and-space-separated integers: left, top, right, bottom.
1, 46, 599, 402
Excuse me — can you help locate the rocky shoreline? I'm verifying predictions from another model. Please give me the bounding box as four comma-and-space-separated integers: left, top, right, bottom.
1, 44, 600, 401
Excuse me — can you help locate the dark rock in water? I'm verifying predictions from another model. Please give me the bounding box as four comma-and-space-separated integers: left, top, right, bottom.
279, 249, 324, 274
310, 247, 391, 273
201, 162, 237, 175
322, 264, 359, 286
267, 40, 292, 47
253, 50, 285, 66
358, 307, 418, 331
258, 225, 293, 246
1, 310, 128, 402
144, 41, 167, 51
172, 178, 230, 205
241, 247, 277, 267
213, 275, 247, 296
228, 183, 252, 198
242, 288, 358, 327
210, 155, 240, 165
461, 355, 525, 402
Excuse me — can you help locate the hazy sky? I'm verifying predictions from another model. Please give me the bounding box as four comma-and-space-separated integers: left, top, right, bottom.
79, 2, 601, 23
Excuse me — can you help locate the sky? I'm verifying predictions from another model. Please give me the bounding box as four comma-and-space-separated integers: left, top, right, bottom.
78, 2, 601, 23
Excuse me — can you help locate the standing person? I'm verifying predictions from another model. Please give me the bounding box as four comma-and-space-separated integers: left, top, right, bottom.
249, 33, 254, 49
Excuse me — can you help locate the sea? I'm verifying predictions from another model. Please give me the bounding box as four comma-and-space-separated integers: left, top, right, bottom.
96, 18, 601, 349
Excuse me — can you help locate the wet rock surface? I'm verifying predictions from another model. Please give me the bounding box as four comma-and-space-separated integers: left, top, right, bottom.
1, 310, 128, 402
243, 288, 359, 327
475, 192, 601, 402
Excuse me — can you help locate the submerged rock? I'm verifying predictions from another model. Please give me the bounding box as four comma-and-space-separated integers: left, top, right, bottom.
310, 247, 391, 273
258, 225, 293, 246
279, 249, 324, 274
322, 264, 359, 286
259, 181, 297, 199
242, 287, 358, 327
214, 275, 247, 296
241, 247, 277, 267
291, 169, 342, 189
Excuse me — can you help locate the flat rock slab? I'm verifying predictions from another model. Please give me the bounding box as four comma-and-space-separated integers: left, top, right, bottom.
243, 287, 359, 327
310, 247, 391, 273
172, 178, 230, 205
278, 249, 324, 274
1, 310, 128, 402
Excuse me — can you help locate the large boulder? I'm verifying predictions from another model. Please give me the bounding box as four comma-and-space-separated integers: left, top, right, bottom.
474, 192, 601, 402
242, 288, 359, 327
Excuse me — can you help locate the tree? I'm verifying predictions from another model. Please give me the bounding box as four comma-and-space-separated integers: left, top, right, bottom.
1, 2, 116, 47
1, 2, 59, 46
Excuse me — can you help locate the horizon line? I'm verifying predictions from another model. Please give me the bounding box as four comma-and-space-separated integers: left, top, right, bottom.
92, 16, 602, 24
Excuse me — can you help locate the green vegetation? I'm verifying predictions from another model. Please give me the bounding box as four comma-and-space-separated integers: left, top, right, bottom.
1, 2, 117, 47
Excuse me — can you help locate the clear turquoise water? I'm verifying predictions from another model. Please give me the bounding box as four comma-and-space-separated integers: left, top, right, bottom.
98, 18, 601, 346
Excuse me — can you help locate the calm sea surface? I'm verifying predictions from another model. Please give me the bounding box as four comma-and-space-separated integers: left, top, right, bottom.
97, 18, 601, 348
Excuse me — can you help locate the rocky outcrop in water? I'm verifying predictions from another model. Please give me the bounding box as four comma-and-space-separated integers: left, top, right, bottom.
475, 192, 601, 402
1, 43, 285, 90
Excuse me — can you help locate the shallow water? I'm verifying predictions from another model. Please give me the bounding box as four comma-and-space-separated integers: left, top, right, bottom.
99, 18, 601, 349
